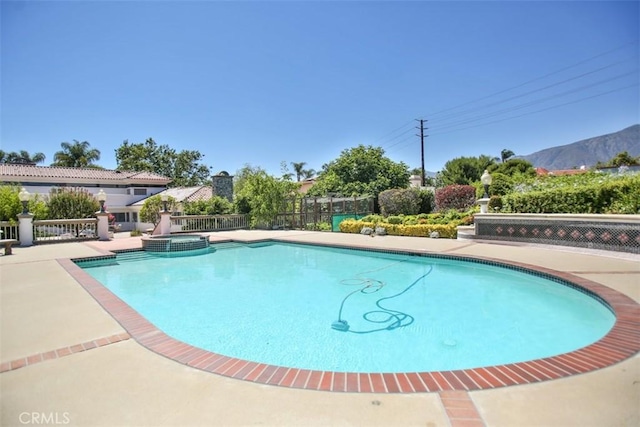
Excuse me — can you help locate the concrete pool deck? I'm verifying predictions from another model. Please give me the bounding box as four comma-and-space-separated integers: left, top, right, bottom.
1, 230, 638, 426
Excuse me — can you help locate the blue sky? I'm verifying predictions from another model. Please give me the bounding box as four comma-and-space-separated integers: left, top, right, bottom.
1, 1, 638, 177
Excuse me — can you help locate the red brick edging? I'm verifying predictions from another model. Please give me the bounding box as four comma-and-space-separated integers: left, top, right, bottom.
0, 333, 130, 373
57, 252, 640, 393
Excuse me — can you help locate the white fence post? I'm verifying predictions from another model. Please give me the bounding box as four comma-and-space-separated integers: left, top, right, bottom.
96, 212, 110, 241
18, 214, 34, 246
158, 212, 171, 235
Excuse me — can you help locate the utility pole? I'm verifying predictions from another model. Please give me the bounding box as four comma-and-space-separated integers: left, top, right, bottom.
416, 119, 428, 187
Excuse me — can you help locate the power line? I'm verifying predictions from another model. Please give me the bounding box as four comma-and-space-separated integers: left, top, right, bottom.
428, 83, 639, 137
418, 39, 638, 121
387, 83, 638, 153
429, 70, 638, 132
373, 40, 638, 149
428, 58, 636, 125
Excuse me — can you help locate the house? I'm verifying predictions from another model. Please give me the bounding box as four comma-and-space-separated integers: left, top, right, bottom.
130, 186, 213, 214
0, 164, 171, 231
596, 165, 640, 174
298, 178, 315, 194
535, 167, 588, 176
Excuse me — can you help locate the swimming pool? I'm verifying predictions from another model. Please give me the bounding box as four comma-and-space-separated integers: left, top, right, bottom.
79, 241, 615, 373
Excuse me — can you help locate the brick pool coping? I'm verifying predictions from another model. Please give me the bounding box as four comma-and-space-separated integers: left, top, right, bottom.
55, 240, 640, 393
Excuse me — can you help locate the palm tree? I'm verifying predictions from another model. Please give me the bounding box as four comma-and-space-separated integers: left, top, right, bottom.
291, 162, 307, 181
0, 150, 46, 164
302, 168, 316, 180
52, 140, 101, 168
500, 149, 515, 163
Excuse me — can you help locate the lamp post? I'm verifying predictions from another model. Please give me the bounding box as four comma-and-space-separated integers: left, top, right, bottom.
481, 170, 492, 199
160, 193, 169, 213
97, 189, 107, 213
18, 188, 30, 214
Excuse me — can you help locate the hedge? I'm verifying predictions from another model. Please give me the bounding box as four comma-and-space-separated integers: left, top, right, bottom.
502, 175, 640, 214
339, 219, 458, 238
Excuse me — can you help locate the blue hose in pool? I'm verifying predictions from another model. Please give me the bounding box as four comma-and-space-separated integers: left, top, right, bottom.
331, 265, 433, 334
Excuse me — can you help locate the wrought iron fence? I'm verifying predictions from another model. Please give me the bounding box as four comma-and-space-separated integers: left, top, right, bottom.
33, 218, 99, 243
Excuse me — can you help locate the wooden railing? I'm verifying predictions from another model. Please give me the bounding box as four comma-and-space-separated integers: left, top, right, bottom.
33, 218, 99, 243
170, 214, 249, 233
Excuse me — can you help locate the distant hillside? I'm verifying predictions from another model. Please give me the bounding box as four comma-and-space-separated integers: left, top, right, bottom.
521, 124, 640, 170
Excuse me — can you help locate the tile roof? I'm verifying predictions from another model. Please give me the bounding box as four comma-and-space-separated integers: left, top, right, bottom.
0, 164, 171, 183
130, 186, 212, 206
184, 186, 213, 202
535, 167, 588, 176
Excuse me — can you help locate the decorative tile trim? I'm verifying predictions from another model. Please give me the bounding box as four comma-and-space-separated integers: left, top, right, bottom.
474, 216, 640, 254
60, 242, 640, 393
0, 333, 130, 373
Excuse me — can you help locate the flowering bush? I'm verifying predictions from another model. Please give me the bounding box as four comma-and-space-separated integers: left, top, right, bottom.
339, 219, 458, 238
435, 185, 476, 211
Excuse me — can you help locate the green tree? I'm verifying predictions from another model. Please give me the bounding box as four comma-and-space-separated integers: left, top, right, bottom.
0, 186, 47, 239
500, 149, 515, 163
439, 155, 496, 186
601, 151, 640, 167
140, 194, 178, 225
183, 196, 233, 215
0, 150, 46, 164
308, 145, 410, 197
487, 158, 536, 177
115, 138, 211, 186
52, 140, 101, 168
234, 166, 299, 227
47, 188, 100, 219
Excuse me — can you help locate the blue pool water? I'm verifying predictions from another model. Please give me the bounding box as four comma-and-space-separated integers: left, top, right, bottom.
81, 242, 615, 372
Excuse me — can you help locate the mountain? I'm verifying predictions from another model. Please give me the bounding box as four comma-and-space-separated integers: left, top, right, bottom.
521, 124, 640, 170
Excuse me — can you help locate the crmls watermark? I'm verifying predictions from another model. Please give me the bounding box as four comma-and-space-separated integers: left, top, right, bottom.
19, 412, 70, 425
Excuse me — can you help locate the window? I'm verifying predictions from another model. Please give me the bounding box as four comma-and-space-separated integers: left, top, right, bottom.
132, 212, 138, 222
133, 188, 147, 196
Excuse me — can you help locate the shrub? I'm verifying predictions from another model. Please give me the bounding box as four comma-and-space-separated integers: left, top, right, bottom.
0, 186, 22, 221
386, 215, 403, 224
360, 214, 384, 224
502, 174, 640, 214
418, 189, 435, 214
378, 187, 421, 216
403, 217, 418, 225
488, 195, 503, 212
485, 172, 513, 197
435, 185, 476, 211
184, 196, 233, 215
339, 219, 458, 238
47, 187, 99, 219
140, 195, 178, 225
130, 229, 143, 237
0, 185, 48, 221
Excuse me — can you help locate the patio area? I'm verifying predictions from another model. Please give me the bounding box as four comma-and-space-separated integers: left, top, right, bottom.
1, 230, 638, 426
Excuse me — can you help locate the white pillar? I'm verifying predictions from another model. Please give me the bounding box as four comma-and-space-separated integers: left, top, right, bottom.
158, 212, 172, 235
96, 212, 110, 241
477, 198, 490, 214
18, 214, 34, 247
